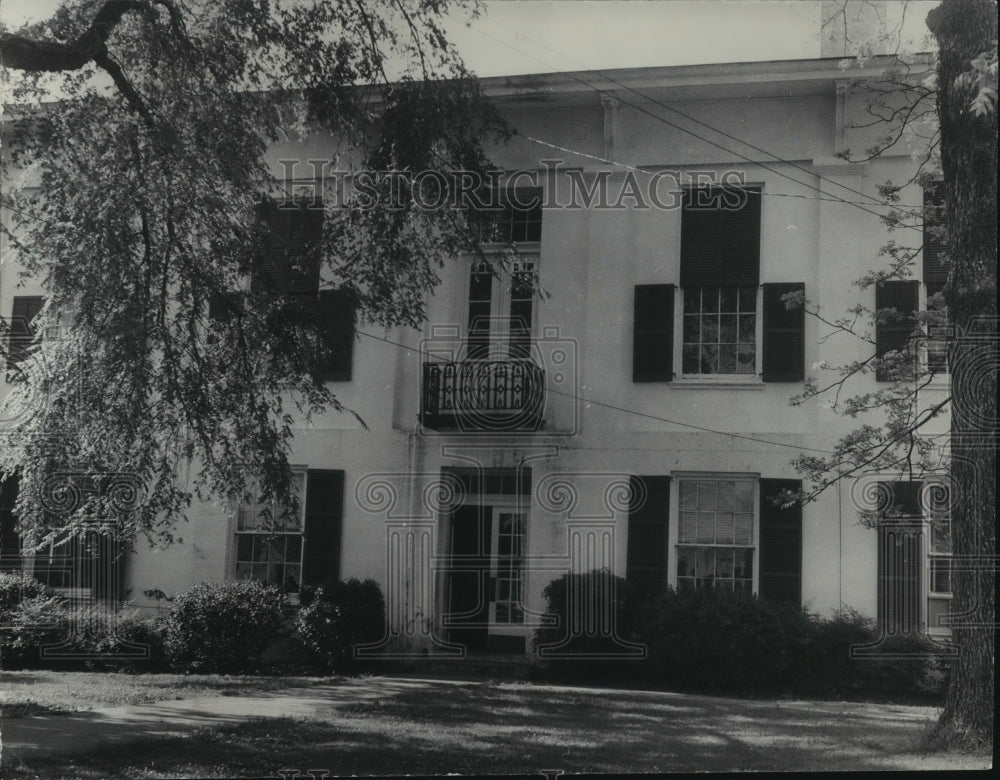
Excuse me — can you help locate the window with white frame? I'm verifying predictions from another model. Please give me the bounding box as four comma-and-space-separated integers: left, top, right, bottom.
676, 477, 756, 592
925, 482, 952, 635
682, 286, 757, 375
234, 472, 306, 593
679, 187, 761, 377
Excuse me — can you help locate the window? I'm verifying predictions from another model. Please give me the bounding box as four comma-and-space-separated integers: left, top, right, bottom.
676, 477, 755, 592
667, 475, 802, 604
214, 199, 355, 380
875, 281, 919, 381
682, 285, 757, 375
252, 199, 323, 297
925, 283, 948, 375
877, 480, 952, 636
680, 186, 760, 377
474, 187, 542, 244
492, 511, 526, 625
5, 296, 44, 368
234, 469, 344, 594
926, 485, 952, 634
467, 258, 537, 361
235, 472, 306, 594
633, 186, 805, 383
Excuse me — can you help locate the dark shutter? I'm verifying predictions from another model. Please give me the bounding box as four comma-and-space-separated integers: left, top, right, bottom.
758, 478, 802, 606
7, 296, 44, 366
253, 200, 322, 295
317, 289, 356, 381
0, 474, 21, 571
681, 187, 761, 287
633, 284, 674, 382
875, 280, 919, 381
878, 481, 923, 634
923, 184, 948, 285
303, 469, 344, 588
762, 283, 805, 382
626, 475, 670, 593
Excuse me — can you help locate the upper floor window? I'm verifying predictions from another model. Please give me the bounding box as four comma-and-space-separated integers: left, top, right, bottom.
210, 199, 355, 381
632, 185, 805, 384
252, 199, 323, 297
682, 285, 757, 375
474, 187, 542, 244
467, 258, 536, 361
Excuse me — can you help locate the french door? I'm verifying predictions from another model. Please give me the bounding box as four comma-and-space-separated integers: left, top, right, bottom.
467, 259, 537, 360
447, 503, 527, 651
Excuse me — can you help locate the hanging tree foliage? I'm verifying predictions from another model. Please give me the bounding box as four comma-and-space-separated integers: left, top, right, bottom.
0, 0, 509, 546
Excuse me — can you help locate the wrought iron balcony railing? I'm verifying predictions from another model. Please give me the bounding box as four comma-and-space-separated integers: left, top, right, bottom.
421, 360, 545, 431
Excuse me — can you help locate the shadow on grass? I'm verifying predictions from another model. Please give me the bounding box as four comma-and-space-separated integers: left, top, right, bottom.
3, 678, 988, 778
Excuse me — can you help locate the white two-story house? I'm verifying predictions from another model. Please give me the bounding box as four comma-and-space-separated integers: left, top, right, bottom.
1, 54, 952, 660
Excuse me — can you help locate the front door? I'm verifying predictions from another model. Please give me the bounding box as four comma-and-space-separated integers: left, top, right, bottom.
447, 503, 527, 653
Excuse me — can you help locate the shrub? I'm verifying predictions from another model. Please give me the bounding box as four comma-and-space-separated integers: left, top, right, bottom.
0, 571, 57, 614
636, 586, 810, 696
294, 578, 385, 672
81, 607, 170, 672
801, 608, 947, 702
533, 569, 645, 681
0, 592, 71, 670
164, 580, 285, 674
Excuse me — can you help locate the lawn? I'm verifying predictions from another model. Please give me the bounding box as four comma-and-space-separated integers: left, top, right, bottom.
0, 670, 325, 718
0, 673, 991, 777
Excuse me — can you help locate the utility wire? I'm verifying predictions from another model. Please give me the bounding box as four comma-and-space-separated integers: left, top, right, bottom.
519, 132, 925, 210
475, 16, 927, 231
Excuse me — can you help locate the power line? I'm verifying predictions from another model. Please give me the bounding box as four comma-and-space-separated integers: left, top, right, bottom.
355, 327, 834, 455
475, 17, 927, 232
518, 132, 925, 211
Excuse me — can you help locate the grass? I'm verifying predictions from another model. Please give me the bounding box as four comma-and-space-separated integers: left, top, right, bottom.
0, 669, 327, 718
1, 675, 992, 777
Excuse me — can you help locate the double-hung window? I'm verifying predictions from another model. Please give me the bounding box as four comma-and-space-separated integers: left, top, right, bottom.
632, 185, 805, 383
626, 474, 803, 604
679, 186, 761, 378
676, 477, 756, 592
234, 469, 344, 595
235, 472, 306, 594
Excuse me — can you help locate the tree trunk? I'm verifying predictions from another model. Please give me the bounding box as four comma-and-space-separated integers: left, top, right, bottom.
926, 0, 997, 750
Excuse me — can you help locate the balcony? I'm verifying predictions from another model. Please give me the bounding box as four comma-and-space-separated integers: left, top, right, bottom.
421, 360, 545, 432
